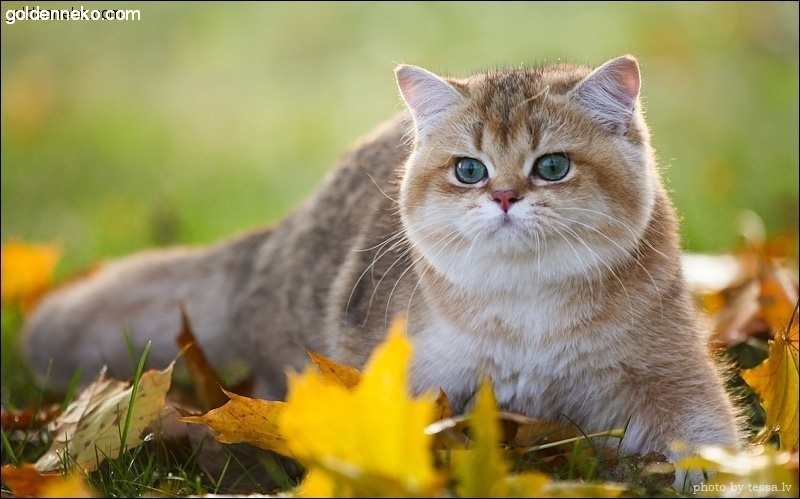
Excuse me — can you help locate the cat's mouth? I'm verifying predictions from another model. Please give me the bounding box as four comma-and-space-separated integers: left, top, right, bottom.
488, 213, 521, 235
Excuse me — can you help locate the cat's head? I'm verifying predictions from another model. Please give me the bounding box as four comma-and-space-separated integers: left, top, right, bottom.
395, 56, 659, 290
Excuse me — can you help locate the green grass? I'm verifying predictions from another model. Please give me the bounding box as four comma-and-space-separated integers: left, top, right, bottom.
1, 326, 303, 496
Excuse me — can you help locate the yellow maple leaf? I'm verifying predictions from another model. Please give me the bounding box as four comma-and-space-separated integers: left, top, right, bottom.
0, 239, 60, 310
741, 311, 799, 452
279, 316, 442, 497
453, 380, 507, 497
35, 361, 174, 473
180, 388, 291, 457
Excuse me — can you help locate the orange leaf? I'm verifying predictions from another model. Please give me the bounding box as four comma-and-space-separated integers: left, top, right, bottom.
1, 463, 93, 497
175, 306, 228, 410
306, 349, 362, 390
433, 389, 452, 422
179, 388, 291, 457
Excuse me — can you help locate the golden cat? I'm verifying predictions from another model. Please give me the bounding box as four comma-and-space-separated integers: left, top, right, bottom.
24, 55, 740, 490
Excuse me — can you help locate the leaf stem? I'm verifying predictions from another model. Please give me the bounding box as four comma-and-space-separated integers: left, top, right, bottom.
518, 427, 626, 452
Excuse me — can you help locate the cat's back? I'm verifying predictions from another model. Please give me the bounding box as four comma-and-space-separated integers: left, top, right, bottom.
249, 113, 411, 288
230, 114, 413, 392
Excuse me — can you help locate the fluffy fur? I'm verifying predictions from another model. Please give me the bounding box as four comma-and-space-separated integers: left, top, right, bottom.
24, 56, 740, 490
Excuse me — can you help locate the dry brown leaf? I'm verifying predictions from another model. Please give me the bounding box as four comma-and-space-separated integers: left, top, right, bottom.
34, 362, 174, 473
306, 349, 362, 389
496, 411, 589, 450
426, 410, 591, 452
1, 463, 93, 497
433, 389, 452, 422
179, 388, 291, 457
175, 305, 228, 411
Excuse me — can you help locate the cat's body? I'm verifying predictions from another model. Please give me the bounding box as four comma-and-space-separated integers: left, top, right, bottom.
24, 56, 740, 489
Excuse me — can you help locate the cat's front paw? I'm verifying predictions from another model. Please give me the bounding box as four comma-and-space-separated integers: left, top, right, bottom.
668, 444, 715, 494
673, 467, 711, 494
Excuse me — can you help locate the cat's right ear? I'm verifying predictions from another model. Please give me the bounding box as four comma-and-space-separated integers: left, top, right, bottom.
395, 65, 462, 139
570, 55, 641, 135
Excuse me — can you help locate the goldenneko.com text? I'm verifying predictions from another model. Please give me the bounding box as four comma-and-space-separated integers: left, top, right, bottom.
5, 5, 141, 25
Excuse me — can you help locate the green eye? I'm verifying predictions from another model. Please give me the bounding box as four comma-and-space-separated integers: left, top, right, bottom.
455, 158, 488, 184
534, 154, 570, 181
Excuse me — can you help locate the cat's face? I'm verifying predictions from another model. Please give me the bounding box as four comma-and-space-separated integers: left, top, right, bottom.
396, 57, 659, 290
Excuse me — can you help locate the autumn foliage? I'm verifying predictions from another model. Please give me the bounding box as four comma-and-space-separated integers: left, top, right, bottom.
1, 237, 798, 497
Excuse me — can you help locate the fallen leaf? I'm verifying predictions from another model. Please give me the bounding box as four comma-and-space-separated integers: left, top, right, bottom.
280, 316, 442, 497
34, 361, 173, 473
1, 403, 61, 431
0, 240, 60, 310
542, 480, 630, 497
758, 262, 799, 334
1, 462, 93, 498
497, 411, 583, 448
451, 381, 550, 498
741, 306, 799, 451
433, 389, 452, 422
306, 349, 362, 390
175, 305, 228, 410
179, 388, 291, 457
452, 380, 510, 498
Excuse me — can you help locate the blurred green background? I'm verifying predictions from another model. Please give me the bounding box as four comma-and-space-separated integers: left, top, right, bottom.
2, 1, 798, 276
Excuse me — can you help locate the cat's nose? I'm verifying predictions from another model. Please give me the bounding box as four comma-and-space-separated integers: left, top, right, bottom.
492, 190, 520, 212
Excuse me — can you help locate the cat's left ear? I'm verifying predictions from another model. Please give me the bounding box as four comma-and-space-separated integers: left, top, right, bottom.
570, 55, 640, 135
395, 64, 463, 139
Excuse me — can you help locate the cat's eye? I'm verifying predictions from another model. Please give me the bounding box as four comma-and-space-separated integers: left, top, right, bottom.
533, 154, 570, 181
454, 158, 488, 184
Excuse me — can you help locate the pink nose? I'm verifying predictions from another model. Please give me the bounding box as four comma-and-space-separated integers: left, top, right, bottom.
492, 190, 520, 212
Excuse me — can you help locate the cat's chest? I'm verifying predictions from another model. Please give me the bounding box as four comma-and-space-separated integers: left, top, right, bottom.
407, 288, 622, 414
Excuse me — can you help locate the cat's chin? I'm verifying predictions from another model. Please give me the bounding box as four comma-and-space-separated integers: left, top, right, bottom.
485, 220, 537, 254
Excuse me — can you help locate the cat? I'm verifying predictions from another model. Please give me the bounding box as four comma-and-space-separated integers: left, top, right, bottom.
23, 55, 741, 490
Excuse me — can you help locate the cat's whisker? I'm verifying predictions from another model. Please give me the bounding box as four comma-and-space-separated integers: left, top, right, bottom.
349, 213, 457, 320
364, 215, 460, 326
365, 172, 402, 206
559, 215, 664, 321
533, 228, 543, 290
458, 230, 482, 287
560, 206, 671, 260
550, 219, 636, 330
546, 222, 598, 299
358, 244, 413, 327
386, 227, 462, 327
353, 229, 405, 253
